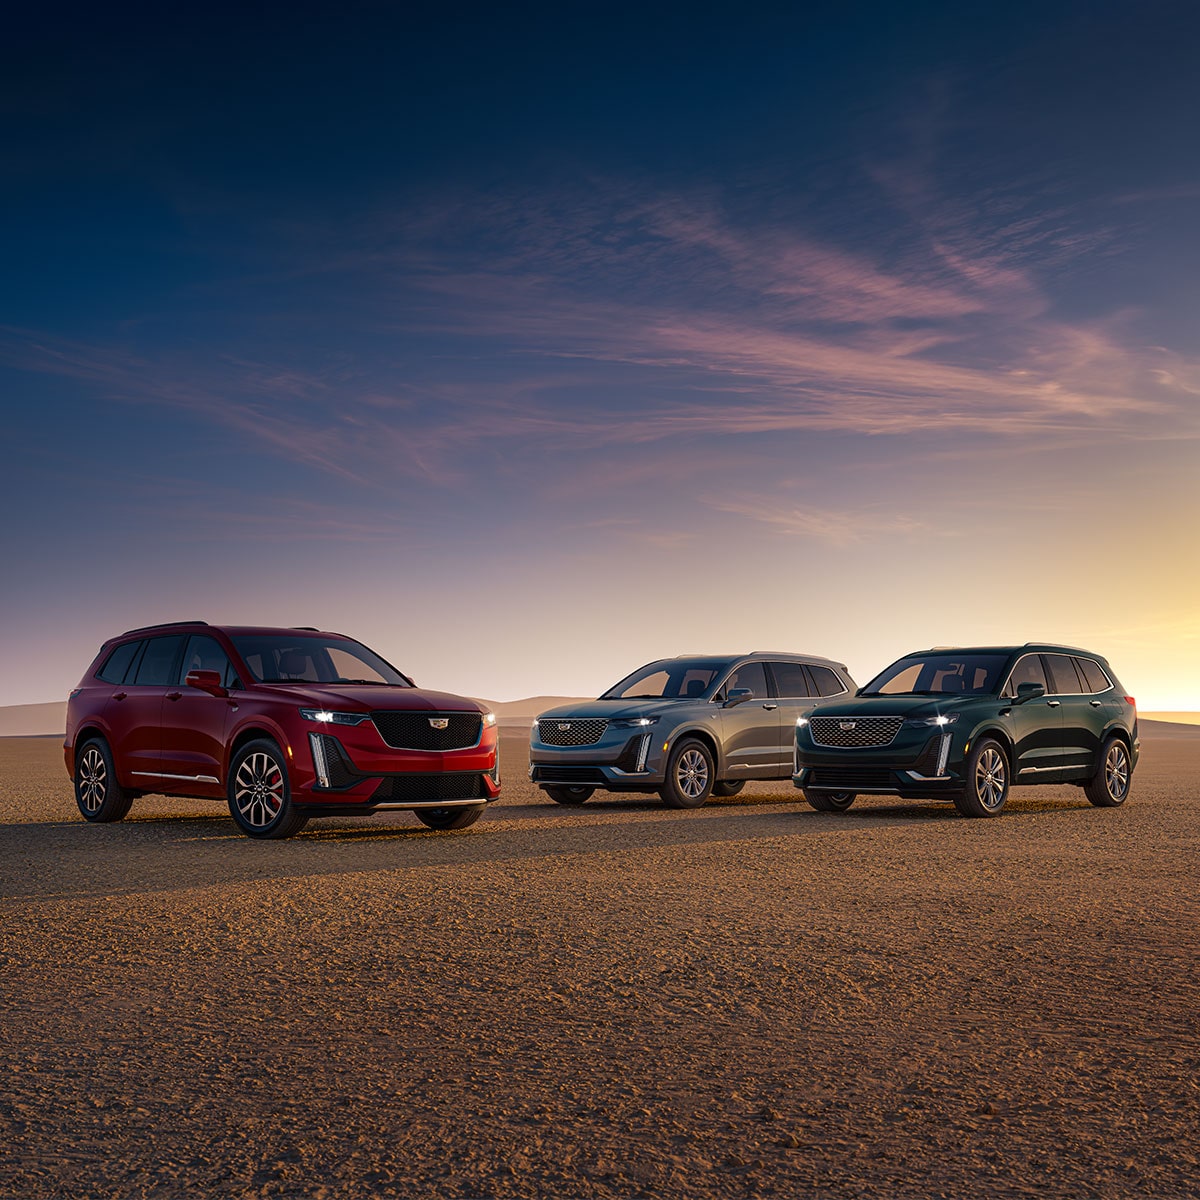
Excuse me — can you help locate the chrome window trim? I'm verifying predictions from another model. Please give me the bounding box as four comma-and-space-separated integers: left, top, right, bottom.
712, 658, 850, 703
1001, 652, 1114, 699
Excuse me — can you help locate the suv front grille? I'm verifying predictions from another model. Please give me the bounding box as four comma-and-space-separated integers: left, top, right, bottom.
372, 712, 482, 751
371, 773, 485, 802
809, 715, 904, 748
536, 718, 608, 747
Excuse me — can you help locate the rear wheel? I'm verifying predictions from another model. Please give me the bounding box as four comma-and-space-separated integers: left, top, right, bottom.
227, 739, 308, 839
954, 738, 1009, 818
712, 781, 745, 798
74, 738, 135, 823
543, 785, 595, 805
414, 804, 486, 830
660, 739, 715, 809
1084, 737, 1132, 807
803, 789, 856, 813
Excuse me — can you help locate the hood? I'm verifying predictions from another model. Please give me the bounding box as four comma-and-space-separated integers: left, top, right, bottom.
536, 697, 695, 722
807, 693, 979, 720
257, 683, 486, 714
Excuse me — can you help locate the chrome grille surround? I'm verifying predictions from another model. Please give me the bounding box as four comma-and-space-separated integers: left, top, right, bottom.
809, 715, 904, 749
536, 718, 609, 747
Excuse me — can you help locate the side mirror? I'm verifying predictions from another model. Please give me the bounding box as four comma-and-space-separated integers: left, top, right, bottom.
1013, 681, 1046, 704
723, 688, 754, 708
186, 669, 228, 698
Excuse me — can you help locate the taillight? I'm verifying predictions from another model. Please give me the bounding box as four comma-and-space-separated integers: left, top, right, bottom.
1124, 696, 1136, 707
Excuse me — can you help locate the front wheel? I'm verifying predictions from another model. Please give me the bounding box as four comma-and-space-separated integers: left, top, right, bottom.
74, 738, 135, 823
660, 739, 715, 809
804, 790, 856, 813
414, 804, 486, 830
954, 738, 1010, 818
1085, 738, 1133, 807
543, 785, 595, 805
227, 739, 308, 839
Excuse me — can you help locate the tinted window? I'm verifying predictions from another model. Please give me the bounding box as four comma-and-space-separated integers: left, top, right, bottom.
723, 661, 768, 699
180, 636, 238, 687
1075, 658, 1111, 693
97, 641, 141, 684
769, 662, 814, 698
133, 636, 185, 686
602, 660, 724, 700
863, 654, 1009, 696
1006, 654, 1048, 696
1044, 653, 1083, 694
229, 635, 410, 686
808, 665, 846, 697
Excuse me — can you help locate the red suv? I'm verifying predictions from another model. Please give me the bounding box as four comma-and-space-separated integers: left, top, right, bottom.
65, 622, 501, 838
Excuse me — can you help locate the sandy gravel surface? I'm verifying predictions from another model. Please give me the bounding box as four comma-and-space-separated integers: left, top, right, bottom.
1, 731, 1198, 1199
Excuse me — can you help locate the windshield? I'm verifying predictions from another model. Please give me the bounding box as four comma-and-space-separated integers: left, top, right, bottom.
230, 635, 411, 686
862, 653, 1010, 697
601, 659, 725, 701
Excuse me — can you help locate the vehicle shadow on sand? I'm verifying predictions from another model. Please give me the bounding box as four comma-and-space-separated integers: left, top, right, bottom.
2, 788, 1098, 903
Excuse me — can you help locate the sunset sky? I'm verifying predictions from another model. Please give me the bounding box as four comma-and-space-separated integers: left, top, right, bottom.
3, 2, 1198, 709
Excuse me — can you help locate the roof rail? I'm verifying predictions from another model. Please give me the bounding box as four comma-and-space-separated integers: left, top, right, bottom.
121, 620, 209, 635
1024, 641, 1094, 654
292, 626, 320, 631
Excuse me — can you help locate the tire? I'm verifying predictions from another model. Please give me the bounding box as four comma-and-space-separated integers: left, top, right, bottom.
74, 738, 135, 823
1084, 737, 1133, 807
660, 739, 715, 809
712, 781, 745, 798
227, 739, 308, 839
803, 789, 856, 813
954, 738, 1010, 818
543, 785, 595, 805
414, 804, 486, 830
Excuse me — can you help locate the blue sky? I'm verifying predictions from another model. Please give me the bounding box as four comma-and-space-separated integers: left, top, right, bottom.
2, 1, 1199, 706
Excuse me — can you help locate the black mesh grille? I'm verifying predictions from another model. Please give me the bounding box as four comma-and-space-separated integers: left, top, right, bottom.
536, 718, 608, 747
316, 735, 360, 789
808, 767, 896, 789
371, 773, 485, 802
371, 712, 482, 751
809, 715, 904, 748
533, 766, 609, 785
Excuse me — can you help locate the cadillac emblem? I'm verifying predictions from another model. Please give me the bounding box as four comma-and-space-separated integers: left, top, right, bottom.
839, 721, 857, 731
558, 723, 571, 731
429, 718, 450, 730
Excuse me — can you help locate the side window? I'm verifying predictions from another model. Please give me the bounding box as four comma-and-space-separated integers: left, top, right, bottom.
97, 641, 141, 684
723, 661, 768, 699
1006, 654, 1048, 696
808, 665, 846, 697
179, 636, 237, 687
1043, 653, 1083, 695
133, 636, 185, 686
769, 662, 814, 698
1075, 658, 1111, 693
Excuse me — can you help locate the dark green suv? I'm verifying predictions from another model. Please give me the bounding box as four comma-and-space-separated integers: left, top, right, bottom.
793, 644, 1139, 818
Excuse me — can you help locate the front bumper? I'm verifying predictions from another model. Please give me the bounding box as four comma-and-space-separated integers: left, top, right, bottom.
295, 730, 501, 811
794, 730, 966, 798
529, 728, 665, 790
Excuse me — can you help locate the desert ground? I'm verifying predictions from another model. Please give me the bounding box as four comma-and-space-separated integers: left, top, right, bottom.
1, 726, 1198, 1199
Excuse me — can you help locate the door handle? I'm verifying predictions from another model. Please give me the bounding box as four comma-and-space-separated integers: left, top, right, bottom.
1090, 700, 1102, 707
762, 703, 778, 710
112, 692, 127, 701
166, 691, 183, 701
1046, 700, 1061, 707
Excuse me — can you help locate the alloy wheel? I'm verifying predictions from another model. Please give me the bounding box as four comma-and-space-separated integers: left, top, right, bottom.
1105, 742, 1130, 800
234, 752, 285, 829
78, 746, 107, 813
975, 746, 1006, 810
676, 748, 710, 800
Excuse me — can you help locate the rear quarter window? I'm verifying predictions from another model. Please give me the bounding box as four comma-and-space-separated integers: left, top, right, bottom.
97, 641, 141, 684
808, 665, 846, 697
1075, 657, 1111, 693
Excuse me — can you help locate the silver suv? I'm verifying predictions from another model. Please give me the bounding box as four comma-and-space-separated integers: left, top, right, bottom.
530, 653, 856, 808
